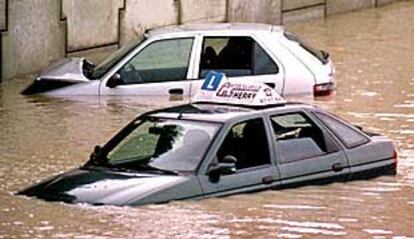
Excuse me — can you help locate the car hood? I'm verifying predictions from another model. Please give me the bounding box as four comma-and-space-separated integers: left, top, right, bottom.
18, 168, 188, 206
39, 57, 90, 83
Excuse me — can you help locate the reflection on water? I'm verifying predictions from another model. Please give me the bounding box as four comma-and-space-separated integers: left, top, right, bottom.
1, 2, 414, 238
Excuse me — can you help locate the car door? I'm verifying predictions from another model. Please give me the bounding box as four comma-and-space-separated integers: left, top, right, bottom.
312, 111, 396, 178
100, 37, 196, 97
198, 117, 280, 197
268, 110, 350, 186
190, 35, 285, 97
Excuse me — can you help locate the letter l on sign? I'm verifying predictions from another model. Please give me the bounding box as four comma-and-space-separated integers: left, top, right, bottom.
201, 71, 224, 91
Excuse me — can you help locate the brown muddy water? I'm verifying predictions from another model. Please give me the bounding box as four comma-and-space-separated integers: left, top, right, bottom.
1, 2, 414, 238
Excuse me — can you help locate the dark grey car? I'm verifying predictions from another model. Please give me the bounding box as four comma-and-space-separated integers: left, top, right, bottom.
18, 103, 397, 206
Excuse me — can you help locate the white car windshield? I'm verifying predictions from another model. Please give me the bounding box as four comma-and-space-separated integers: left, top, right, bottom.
91, 37, 146, 79
104, 118, 220, 173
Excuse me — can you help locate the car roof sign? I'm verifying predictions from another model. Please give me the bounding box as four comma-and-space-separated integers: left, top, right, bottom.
193, 71, 286, 107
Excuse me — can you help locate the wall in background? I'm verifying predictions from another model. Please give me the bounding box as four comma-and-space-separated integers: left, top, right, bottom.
0, 0, 404, 81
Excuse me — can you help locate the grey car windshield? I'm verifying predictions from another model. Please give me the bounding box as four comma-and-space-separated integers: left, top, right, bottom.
91, 37, 146, 79
106, 118, 220, 173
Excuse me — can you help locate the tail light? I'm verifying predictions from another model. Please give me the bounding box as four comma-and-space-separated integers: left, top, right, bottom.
392, 149, 398, 166
314, 83, 335, 97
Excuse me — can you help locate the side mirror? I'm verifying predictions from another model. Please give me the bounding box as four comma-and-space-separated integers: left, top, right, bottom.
208, 155, 237, 176
85, 145, 107, 166
106, 73, 122, 88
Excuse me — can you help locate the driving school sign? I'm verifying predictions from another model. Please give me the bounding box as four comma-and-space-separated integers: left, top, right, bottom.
194, 71, 286, 106
216, 82, 261, 100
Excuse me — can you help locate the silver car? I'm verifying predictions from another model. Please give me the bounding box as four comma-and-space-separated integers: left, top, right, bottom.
22, 23, 335, 97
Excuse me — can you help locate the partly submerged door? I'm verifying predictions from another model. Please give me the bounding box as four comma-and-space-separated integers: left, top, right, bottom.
100, 37, 195, 99
190, 35, 284, 97
268, 111, 350, 186
198, 117, 280, 197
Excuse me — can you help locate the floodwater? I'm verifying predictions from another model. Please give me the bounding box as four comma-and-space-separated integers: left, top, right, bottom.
1, 2, 414, 238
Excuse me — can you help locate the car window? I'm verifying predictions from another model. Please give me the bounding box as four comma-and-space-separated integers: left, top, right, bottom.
314, 112, 369, 148
199, 36, 278, 78
253, 43, 279, 75
106, 118, 219, 172
271, 112, 339, 163
283, 31, 329, 65
217, 118, 271, 170
117, 38, 194, 84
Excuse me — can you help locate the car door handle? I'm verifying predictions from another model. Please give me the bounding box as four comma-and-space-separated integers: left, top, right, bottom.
265, 83, 276, 89
332, 163, 344, 172
169, 88, 184, 95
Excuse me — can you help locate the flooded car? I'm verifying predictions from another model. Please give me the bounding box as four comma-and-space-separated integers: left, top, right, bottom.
22, 23, 334, 98
18, 77, 396, 206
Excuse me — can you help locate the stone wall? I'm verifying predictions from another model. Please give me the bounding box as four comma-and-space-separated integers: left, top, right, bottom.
0, 0, 404, 81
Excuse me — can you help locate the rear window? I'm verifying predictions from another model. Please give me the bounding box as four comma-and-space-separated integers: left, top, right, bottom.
271, 112, 339, 163
314, 112, 369, 149
199, 36, 279, 78
284, 31, 329, 65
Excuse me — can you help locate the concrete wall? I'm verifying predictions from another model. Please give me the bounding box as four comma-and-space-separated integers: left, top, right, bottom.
0, 0, 405, 81
228, 0, 282, 24
120, 0, 179, 45
1, 0, 65, 82
282, 0, 326, 24
0, 0, 5, 31
327, 0, 376, 15
377, 0, 400, 5
61, 0, 124, 52
181, 0, 227, 23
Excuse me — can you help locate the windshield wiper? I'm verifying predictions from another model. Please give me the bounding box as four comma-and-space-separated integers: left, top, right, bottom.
138, 163, 179, 175
82, 164, 153, 174
87, 163, 179, 175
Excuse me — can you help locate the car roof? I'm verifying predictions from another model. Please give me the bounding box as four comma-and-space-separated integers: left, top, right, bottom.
146, 23, 284, 38
145, 102, 315, 123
